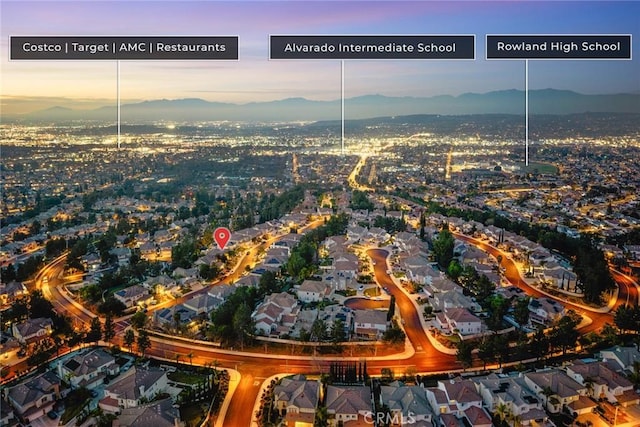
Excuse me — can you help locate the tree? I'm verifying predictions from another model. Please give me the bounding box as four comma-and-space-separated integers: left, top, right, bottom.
131, 311, 147, 330
550, 311, 580, 355
330, 319, 347, 343
387, 295, 396, 321
456, 339, 473, 371
513, 297, 531, 328
311, 319, 328, 342
86, 317, 102, 343
124, 329, 135, 352
529, 326, 549, 362
478, 337, 496, 369
136, 329, 151, 356
433, 227, 455, 269
232, 303, 253, 349
103, 314, 115, 342
494, 402, 510, 426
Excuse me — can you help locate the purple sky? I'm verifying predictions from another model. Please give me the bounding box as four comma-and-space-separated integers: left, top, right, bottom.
1, 1, 638, 113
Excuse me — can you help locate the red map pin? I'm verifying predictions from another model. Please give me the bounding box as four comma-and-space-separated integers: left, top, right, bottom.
213, 227, 231, 250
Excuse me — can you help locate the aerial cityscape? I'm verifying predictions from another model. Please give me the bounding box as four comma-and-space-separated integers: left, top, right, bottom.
1, 1, 640, 427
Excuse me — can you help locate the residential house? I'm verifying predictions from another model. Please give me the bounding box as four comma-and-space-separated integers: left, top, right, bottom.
380, 381, 432, 426
598, 346, 640, 374
114, 397, 183, 427
7, 371, 61, 423
435, 308, 482, 337
11, 317, 53, 345
0, 281, 28, 306
273, 375, 319, 427
325, 385, 372, 426
252, 292, 299, 336
431, 289, 481, 313
0, 399, 15, 426
461, 405, 493, 427
110, 247, 132, 266
475, 373, 549, 426
114, 284, 151, 308
296, 280, 331, 303
566, 360, 639, 407
183, 293, 223, 315
104, 366, 168, 409
353, 309, 388, 340
58, 348, 119, 389
524, 369, 587, 413
427, 378, 483, 417
154, 304, 198, 328
527, 298, 566, 326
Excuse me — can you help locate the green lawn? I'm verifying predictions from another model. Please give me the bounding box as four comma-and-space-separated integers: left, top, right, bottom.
520, 162, 559, 175
168, 370, 205, 384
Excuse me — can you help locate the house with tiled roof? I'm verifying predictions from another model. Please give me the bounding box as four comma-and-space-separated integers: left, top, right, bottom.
527, 298, 565, 326
475, 373, 549, 426
11, 317, 53, 345
58, 348, 119, 389
435, 308, 482, 337
273, 375, 319, 427
426, 378, 482, 421
566, 360, 639, 407
114, 397, 183, 427
462, 405, 492, 427
353, 309, 388, 340
114, 284, 151, 308
0, 281, 28, 306
598, 345, 640, 373
524, 369, 587, 413
379, 381, 432, 425
7, 371, 61, 423
252, 292, 299, 336
104, 366, 168, 409
325, 385, 372, 426
296, 280, 331, 303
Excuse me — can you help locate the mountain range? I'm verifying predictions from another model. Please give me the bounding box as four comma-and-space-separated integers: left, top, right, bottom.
6, 89, 640, 123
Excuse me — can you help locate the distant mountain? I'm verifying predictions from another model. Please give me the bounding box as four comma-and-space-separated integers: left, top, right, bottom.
10, 89, 640, 123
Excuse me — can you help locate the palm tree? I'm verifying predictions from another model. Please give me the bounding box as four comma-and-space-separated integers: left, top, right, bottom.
584, 376, 596, 398
188, 351, 194, 366
494, 402, 509, 425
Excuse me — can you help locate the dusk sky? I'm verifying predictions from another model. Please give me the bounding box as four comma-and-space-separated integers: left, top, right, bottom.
1, 0, 639, 114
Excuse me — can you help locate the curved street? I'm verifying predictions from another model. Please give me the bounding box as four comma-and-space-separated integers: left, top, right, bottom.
24, 231, 639, 426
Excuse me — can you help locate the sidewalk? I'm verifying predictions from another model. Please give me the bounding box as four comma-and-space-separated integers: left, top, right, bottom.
214, 369, 241, 427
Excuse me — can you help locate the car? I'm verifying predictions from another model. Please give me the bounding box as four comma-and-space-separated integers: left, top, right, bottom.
47, 411, 58, 420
